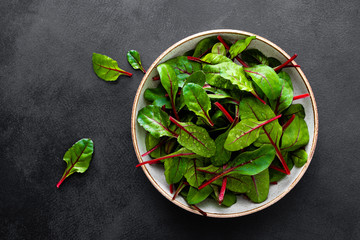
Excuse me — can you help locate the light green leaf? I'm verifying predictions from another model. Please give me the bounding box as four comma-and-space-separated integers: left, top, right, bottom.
211, 42, 227, 56
229, 36, 256, 59
127, 50, 145, 73
187, 185, 213, 205
92, 53, 132, 81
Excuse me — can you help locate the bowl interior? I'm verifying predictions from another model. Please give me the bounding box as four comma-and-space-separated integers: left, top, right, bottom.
132, 30, 317, 217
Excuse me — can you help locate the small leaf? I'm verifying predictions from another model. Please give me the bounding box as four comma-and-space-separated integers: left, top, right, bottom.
281, 115, 309, 152
182, 83, 213, 126
127, 50, 146, 73
92, 53, 132, 81
192, 36, 219, 58
244, 65, 283, 100
290, 149, 308, 167
56, 138, 94, 188
187, 185, 213, 205
246, 169, 270, 203
137, 105, 174, 138
184, 159, 205, 188
211, 42, 227, 56
211, 131, 232, 166
164, 157, 187, 184
229, 36, 256, 59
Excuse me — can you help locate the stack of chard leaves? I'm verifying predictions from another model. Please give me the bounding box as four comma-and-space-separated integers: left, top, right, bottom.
137, 35, 310, 210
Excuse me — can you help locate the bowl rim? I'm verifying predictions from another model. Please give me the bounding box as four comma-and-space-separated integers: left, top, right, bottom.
131, 29, 319, 218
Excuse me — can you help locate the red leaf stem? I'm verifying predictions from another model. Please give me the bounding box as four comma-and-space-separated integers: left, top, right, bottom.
250, 92, 267, 105
274, 54, 298, 72
216, 35, 249, 67
141, 140, 166, 157
152, 76, 160, 81
282, 114, 296, 131
218, 166, 228, 205
172, 181, 187, 200
191, 205, 207, 216
282, 64, 301, 69
187, 56, 211, 64
169, 184, 174, 194
214, 102, 234, 123
293, 93, 310, 101
136, 153, 195, 167
270, 181, 278, 185
269, 165, 288, 174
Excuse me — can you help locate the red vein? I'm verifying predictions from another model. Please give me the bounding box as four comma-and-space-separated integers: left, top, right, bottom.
136, 153, 195, 167
251, 175, 259, 196
269, 165, 287, 174
187, 56, 211, 64
189, 88, 214, 126
214, 102, 234, 123
172, 181, 187, 200
293, 93, 310, 101
251, 92, 267, 105
141, 140, 166, 157
274, 54, 298, 72
282, 114, 296, 131
94, 63, 132, 77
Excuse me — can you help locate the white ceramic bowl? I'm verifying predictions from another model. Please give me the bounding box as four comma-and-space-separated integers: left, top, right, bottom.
131, 30, 318, 217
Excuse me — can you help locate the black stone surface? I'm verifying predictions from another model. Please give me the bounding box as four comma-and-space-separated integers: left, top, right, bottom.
1, 1, 359, 239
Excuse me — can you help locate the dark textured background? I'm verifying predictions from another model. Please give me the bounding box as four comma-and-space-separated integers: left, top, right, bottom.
1, 0, 359, 239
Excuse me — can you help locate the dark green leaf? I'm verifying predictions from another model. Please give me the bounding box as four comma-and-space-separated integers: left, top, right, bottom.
269, 151, 293, 182
282, 104, 305, 121
245, 169, 270, 203
244, 65, 283, 100
164, 157, 187, 184
270, 72, 294, 114
176, 121, 216, 158
57, 138, 94, 188
182, 83, 213, 126
290, 149, 308, 167
92, 53, 131, 81
184, 159, 205, 188
241, 49, 269, 66
183, 71, 206, 87
187, 185, 213, 205
145, 133, 165, 158
211, 43, 227, 56
157, 63, 178, 104
210, 173, 250, 194
229, 36, 256, 59
127, 50, 145, 73
281, 116, 309, 151
144, 85, 167, 102
268, 57, 281, 68
211, 190, 237, 207
211, 131, 232, 166
192, 36, 218, 58
137, 105, 174, 138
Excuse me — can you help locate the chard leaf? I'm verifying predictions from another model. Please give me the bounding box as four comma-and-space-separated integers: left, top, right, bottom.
92, 53, 132, 81
137, 105, 174, 138
246, 169, 270, 203
127, 50, 145, 73
211, 131, 231, 166
241, 49, 269, 66
269, 151, 293, 182
239, 97, 282, 147
183, 71, 206, 87
192, 36, 218, 58
187, 185, 213, 205
270, 72, 294, 114
203, 62, 254, 93
211, 42, 227, 56
268, 57, 281, 68
206, 88, 232, 100
244, 65, 283, 100
157, 63, 178, 104
145, 133, 165, 158
209, 173, 250, 193
224, 119, 265, 151
211, 190, 237, 207
182, 83, 213, 126
144, 85, 167, 102
201, 53, 232, 64
153, 97, 171, 109
175, 121, 216, 158
170, 147, 200, 158
164, 157, 187, 184
229, 36, 256, 59
227, 145, 275, 176
282, 104, 305, 121
163, 56, 201, 87
281, 116, 309, 151
184, 159, 205, 188
290, 149, 308, 167
56, 138, 94, 188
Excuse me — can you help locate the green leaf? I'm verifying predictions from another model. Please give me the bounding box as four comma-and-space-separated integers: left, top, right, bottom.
163, 56, 202, 87
137, 105, 174, 138
182, 83, 213, 126
127, 50, 145, 73
282, 104, 305, 121
192, 36, 219, 58
229, 36, 256, 59
176, 121, 216, 158
210, 173, 250, 193
205, 88, 232, 100
164, 157, 187, 184
269, 151, 293, 182
281, 115, 309, 151
244, 65, 283, 100
157, 63, 178, 104
201, 53, 232, 64
241, 49, 269, 66
184, 159, 205, 188
183, 71, 206, 87
239, 97, 282, 147
211, 131, 232, 166
224, 119, 265, 151
92, 53, 132, 81
268, 57, 281, 68
227, 145, 275, 176
211, 42, 227, 56
187, 185, 213, 205
145, 133, 165, 158
211, 190, 237, 207
203, 62, 254, 93
56, 138, 94, 188
245, 169, 270, 203
290, 149, 308, 167
270, 72, 294, 114
144, 85, 167, 102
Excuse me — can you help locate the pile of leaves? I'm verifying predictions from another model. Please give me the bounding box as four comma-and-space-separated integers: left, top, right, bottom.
136, 35, 310, 211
